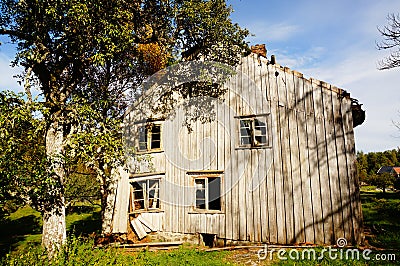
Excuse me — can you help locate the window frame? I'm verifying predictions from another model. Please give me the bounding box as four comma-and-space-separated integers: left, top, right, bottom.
137, 122, 163, 153
129, 176, 161, 213
237, 114, 270, 148
191, 174, 223, 213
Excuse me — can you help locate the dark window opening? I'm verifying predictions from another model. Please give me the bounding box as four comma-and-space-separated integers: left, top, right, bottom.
150, 125, 161, 149
138, 123, 162, 151
195, 177, 221, 211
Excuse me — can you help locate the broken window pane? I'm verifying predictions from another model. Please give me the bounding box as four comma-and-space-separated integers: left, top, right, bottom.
148, 179, 160, 209
240, 119, 252, 145
137, 123, 162, 151
131, 178, 161, 211
254, 118, 267, 145
238, 116, 269, 147
132, 181, 145, 210
138, 127, 148, 151
195, 179, 206, 209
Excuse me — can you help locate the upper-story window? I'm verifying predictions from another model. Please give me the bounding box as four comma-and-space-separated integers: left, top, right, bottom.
238, 115, 268, 147
138, 123, 162, 152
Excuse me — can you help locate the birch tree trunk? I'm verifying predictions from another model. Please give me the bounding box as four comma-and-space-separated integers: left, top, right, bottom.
101, 168, 119, 234
42, 118, 67, 256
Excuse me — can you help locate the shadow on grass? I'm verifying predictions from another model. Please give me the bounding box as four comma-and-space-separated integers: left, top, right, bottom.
361, 191, 400, 250
67, 209, 102, 237
0, 214, 41, 258
0, 205, 102, 258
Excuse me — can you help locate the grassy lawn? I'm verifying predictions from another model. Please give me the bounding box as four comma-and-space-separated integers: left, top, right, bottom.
360, 186, 400, 250
1, 188, 399, 265
0, 204, 101, 257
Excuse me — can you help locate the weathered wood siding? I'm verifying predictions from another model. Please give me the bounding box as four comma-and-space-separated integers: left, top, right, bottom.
123, 54, 363, 245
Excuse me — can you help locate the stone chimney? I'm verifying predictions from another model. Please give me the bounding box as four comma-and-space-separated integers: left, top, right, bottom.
250, 44, 267, 58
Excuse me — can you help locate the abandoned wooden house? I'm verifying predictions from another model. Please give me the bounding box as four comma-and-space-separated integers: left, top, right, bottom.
107, 45, 365, 246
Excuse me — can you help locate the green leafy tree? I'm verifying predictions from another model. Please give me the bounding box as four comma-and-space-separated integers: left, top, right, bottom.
371, 172, 396, 193
0, 91, 47, 217
0, 0, 248, 254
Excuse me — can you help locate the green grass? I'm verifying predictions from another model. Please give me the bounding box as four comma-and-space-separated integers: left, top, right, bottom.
1, 189, 400, 265
360, 186, 400, 250
0, 204, 102, 257
1, 237, 230, 266
0, 206, 42, 256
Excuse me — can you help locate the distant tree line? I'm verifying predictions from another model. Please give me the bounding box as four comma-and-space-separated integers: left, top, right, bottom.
357, 149, 400, 192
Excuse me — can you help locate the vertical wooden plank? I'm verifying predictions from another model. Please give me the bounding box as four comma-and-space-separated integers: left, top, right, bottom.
257, 60, 269, 243
285, 69, 305, 244
279, 67, 295, 244
304, 78, 323, 244
112, 168, 130, 233
272, 66, 287, 244
341, 95, 362, 244
312, 79, 333, 244
217, 97, 226, 239
179, 113, 186, 234
238, 149, 248, 240
322, 84, 344, 241
185, 120, 192, 235
231, 73, 240, 241
224, 81, 234, 240
290, 71, 306, 244
175, 110, 182, 233
331, 87, 352, 241
209, 111, 217, 170
266, 64, 278, 243
295, 74, 315, 244
164, 131, 171, 232
246, 55, 256, 242
237, 59, 248, 241
242, 55, 251, 115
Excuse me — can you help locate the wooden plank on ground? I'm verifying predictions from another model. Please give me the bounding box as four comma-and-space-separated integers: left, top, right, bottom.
137, 214, 156, 232
131, 218, 147, 239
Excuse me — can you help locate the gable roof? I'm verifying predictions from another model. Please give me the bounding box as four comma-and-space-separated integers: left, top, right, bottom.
393, 167, 400, 175
377, 166, 400, 174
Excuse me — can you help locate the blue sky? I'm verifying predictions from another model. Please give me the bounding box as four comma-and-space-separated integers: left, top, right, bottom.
227, 0, 400, 152
0, 1, 399, 152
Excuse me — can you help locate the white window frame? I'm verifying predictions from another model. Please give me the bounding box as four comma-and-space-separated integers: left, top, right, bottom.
130, 177, 161, 213
193, 175, 222, 211
137, 122, 162, 152
238, 115, 269, 148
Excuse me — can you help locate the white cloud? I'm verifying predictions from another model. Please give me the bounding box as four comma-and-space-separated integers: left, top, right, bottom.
0, 53, 23, 92
270, 46, 326, 71
245, 21, 301, 43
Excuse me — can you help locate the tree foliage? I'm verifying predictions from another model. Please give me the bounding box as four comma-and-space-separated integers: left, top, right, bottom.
357, 149, 400, 192
0, 91, 47, 216
0, 92, 102, 217
377, 13, 400, 70
0, 0, 249, 251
